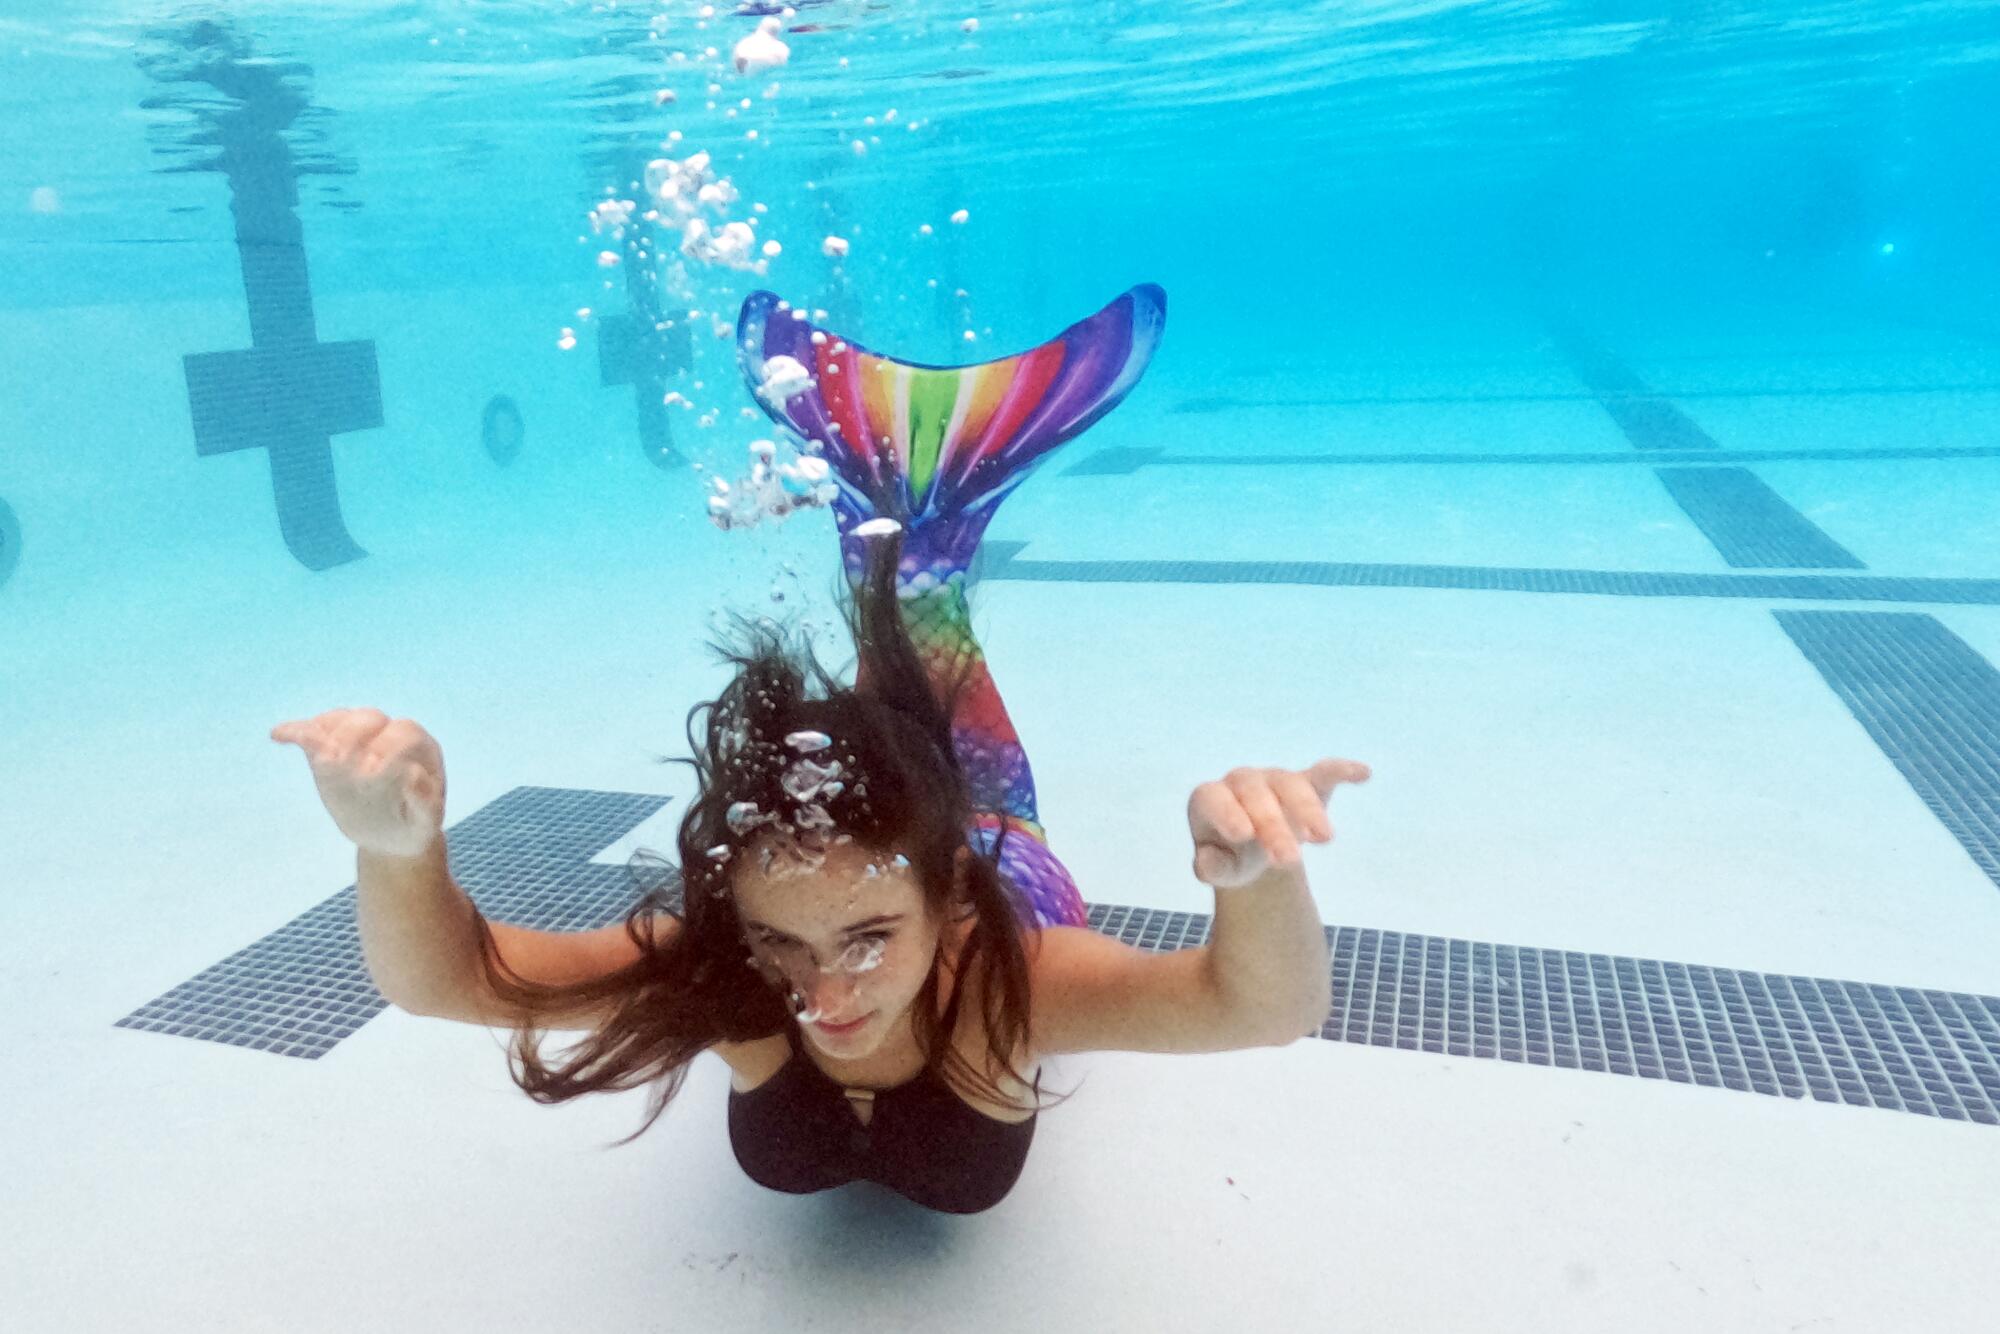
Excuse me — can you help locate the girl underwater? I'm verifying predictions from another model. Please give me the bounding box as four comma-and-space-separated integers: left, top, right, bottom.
271, 283, 1367, 1213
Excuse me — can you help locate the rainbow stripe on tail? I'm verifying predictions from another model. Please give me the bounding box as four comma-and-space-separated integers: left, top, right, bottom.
735, 285, 1167, 929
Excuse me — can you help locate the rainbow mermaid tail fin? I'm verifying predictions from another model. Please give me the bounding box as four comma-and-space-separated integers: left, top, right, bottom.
733, 285, 1167, 931
735, 283, 1166, 584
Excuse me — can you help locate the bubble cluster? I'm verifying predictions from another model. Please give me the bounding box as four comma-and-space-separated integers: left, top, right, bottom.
782, 756, 845, 803
733, 16, 790, 75
589, 198, 636, 235
727, 799, 772, 835
705, 437, 838, 530
755, 353, 814, 408
633, 151, 774, 276
682, 217, 761, 270
574, 5, 991, 563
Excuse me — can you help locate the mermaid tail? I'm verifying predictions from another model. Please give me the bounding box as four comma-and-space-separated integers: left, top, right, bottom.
736, 284, 1167, 928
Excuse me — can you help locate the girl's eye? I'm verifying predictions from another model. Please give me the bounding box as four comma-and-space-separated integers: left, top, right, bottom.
756, 931, 891, 961
842, 933, 891, 961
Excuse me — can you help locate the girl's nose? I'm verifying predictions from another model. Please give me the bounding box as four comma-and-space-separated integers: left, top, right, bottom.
805, 974, 861, 1015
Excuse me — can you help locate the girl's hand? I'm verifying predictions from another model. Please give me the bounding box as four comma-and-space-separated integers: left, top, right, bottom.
1187, 758, 1371, 888
270, 708, 447, 859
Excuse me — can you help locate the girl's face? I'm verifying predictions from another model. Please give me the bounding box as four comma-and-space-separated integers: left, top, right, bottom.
731, 833, 953, 1057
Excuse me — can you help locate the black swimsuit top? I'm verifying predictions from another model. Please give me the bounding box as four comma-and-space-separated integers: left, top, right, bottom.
727, 1019, 1039, 1214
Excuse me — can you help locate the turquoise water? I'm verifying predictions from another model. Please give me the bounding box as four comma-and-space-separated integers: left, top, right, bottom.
6, 2, 2000, 1328
7, 1, 1998, 321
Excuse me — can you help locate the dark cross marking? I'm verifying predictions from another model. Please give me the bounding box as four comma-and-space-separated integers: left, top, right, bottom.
1776, 610, 2000, 893
0, 496, 18, 591
1547, 329, 1866, 566
583, 129, 699, 471
114, 788, 676, 1059
1304, 918, 2000, 1125
1542, 323, 2000, 892
142, 20, 381, 572
1114, 443, 2000, 467
597, 310, 693, 470
1062, 446, 1164, 477
1545, 320, 1722, 452
989, 556, 2000, 605
109, 782, 2000, 1125
1653, 466, 1866, 569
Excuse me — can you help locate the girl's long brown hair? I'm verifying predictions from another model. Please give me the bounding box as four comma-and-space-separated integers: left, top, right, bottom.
466, 528, 1071, 1146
